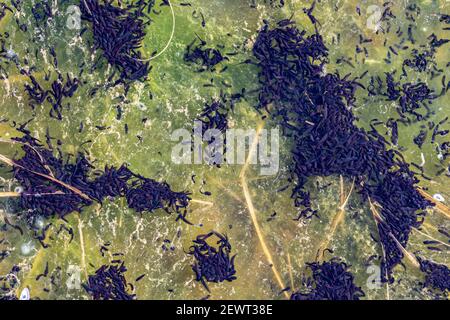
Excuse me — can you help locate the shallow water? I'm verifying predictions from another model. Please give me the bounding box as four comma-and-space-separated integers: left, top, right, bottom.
0, 0, 449, 300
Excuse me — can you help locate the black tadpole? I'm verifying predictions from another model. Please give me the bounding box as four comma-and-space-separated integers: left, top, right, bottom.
8, 127, 191, 227
252, 18, 433, 282
290, 258, 365, 300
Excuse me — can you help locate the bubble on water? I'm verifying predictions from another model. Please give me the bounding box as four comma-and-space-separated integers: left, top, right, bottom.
19, 288, 30, 300
20, 241, 35, 256
5, 49, 17, 60
14, 186, 23, 194
34, 217, 45, 229
433, 194, 445, 202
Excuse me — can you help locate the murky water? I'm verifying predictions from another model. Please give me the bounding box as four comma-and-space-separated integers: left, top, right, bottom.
0, 0, 449, 300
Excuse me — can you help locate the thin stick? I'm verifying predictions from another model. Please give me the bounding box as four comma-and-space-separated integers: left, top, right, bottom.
287, 253, 295, 292
389, 234, 420, 269
368, 198, 420, 269
77, 215, 88, 280
339, 176, 355, 211
82, 0, 92, 16
0, 153, 91, 201
315, 176, 355, 261
417, 188, 450, 219
210, 177, 246, 204
190, 199, 214, 206
340, 175, 345, 205
367, 198, 390, 300
411, 227, 450, 249
239, 122, 289, 299
0, 138, 55, 177
239, 122, 265, 179
241, 177, 288, 298
0, 192, 20, 198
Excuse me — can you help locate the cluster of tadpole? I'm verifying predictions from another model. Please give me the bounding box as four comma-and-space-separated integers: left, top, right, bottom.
195, 88, 246, 136
31, 0, 52, 25
9, 128, 190, 225
197, 99, 230, 135
184, 36, 226, 71
252, 19, 433, 282
83, 260, 135, 300
24, 72, 81, 120
188, 231, 237, 292
381, 74, 437, 120
194, 91, 240, 166
417, 257, 450, 294
79, 0, 152, 84
403, 49, 433, 73
290, 259, 365, 300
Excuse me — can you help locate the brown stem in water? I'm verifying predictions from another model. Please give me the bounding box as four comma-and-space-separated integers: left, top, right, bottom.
287, 253, 295, 291
367, 198, 390, 300
77, 215, 89, 280
315, 176, 355, 262
190, 199, 214, 206
0, 138, 55, 177
411, 227, 450, 249
417, 188, 450, 219
239, 122, 289, 299
368, 198, 420, 269
0, 192, 20, 198
0, 191, 67, 198
0, 153, 92, 201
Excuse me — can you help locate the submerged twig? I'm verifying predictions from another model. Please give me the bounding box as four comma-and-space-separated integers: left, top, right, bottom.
77, 215, 88, 280
191, 199, 214, 206
315, 176, 355, 262
411, 227, 450, 249
367, 198, 390, 300
0, 191, 66, 198
210, 177, 246, 205
239, 122, 289, 298
0, 138, 55, 177
417, 188, 450, 219
287, 252, 295, 292
0, 192, 20, 198
0, 153, 91, 201
368, 198, 420, 269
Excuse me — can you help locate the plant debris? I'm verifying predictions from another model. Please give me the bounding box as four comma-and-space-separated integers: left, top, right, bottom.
4, 128, 190, 225
79, 0, 152, 85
